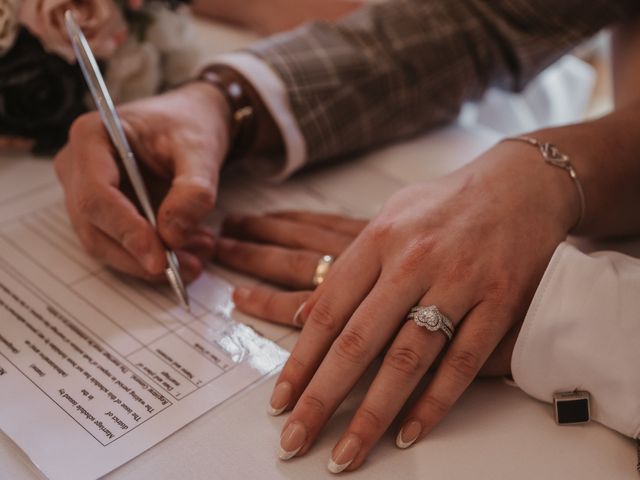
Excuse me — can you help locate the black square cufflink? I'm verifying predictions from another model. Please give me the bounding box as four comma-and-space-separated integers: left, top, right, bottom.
553, 390, 591, 425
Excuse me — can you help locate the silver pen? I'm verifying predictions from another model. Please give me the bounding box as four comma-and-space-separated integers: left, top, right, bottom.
64, 10, 190, 311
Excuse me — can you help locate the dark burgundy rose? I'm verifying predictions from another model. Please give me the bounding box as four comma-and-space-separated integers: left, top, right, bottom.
0, 28, 87, 155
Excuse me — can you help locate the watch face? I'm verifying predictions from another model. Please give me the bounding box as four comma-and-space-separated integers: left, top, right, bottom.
555, 397, 590, 424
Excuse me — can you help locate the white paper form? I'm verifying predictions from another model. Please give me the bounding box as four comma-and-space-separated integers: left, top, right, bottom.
0, 148, 410, 480
0, 159, 292, 480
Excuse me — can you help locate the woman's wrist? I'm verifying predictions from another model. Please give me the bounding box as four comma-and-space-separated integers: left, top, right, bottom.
469, 140, 581, 237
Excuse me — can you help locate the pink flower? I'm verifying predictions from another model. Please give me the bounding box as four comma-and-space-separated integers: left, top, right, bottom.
19, 0, 128, 63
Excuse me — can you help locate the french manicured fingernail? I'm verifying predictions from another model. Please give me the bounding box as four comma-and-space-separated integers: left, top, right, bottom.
279, 421, 307, 460
328, 433, 361, 474
268, 381, 291, 416
292, 302, 306, 327
233, 287, 251, 303
396, 420, 422, 449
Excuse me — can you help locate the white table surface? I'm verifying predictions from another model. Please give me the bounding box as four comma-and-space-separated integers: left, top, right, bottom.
1, 16, 637, 480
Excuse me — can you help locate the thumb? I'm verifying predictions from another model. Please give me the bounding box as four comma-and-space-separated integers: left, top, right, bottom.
157, 147, 221, 249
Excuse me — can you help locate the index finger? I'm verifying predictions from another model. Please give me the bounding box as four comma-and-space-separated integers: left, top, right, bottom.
267, 210, 368, 236
63, 115, 167, 274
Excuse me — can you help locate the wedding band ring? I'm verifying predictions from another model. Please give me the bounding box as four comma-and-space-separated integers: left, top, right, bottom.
312, 255, 334, 286
407, 305, 454, 341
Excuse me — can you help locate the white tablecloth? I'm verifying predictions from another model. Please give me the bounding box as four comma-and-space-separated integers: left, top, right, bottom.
2, 16, 636, 480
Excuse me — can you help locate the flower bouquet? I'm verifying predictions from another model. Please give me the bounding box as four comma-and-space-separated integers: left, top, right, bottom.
0, 0, 200, 155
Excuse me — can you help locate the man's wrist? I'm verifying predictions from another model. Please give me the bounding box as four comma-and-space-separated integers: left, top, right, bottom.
196, 64, 285, 164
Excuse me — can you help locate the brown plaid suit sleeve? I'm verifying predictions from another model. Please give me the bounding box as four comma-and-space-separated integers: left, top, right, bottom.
245, 0, 639, 165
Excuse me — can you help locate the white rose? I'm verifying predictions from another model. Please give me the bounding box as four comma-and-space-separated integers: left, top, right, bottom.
145, 4, 201, 86
104, 39, 161, 104
0, 0, 21, 54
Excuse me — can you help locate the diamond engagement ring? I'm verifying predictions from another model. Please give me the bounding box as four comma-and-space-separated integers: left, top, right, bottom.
408, 305, 454, 341
312, 255, 334, 286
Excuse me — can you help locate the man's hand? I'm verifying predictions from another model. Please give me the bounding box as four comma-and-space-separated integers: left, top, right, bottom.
54, 82, 230, 281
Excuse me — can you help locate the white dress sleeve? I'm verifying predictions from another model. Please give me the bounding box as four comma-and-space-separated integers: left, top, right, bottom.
512, 241, 640, 438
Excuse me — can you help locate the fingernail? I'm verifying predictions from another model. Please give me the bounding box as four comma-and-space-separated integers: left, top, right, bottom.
396, 420, 422, 449
142, 252, 159, 273
292, 302, 306, 327
279, 421, 307, 460
268, 381, 292, 416
328, 433, 361, 474
233, 287, 251, 303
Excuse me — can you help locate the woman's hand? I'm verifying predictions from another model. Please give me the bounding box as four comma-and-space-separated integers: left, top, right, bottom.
243, 142, 578, 472
54, 82, 230, 282
214, 210, 365, 323
219, 209, 520, 376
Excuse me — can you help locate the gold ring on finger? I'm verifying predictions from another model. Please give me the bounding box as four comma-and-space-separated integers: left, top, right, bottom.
312, 255, 334, 286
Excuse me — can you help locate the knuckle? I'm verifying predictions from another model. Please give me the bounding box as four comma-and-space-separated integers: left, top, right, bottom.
420, 394, 450, 418
69, 112, 99, 141
384, 346, 425, 376
257, 289, 278, 315
448, 349, 482, 381
357, 406, 384, 431
367, 219, 395, 243
442, 261, 472, 286
332, 328, 369, 363
298, 393, 326, 417
306, 300, 338, 332
121, 228, 152, 255
75, 189, 101, 218
285, 252, 311, 276
483, 277, 512, 302
285, 351, 309, 371
396, 238, 435, 276
224, 239, 252, 263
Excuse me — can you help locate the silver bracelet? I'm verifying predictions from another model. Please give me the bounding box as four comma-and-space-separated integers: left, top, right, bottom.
503, 135, 586, 230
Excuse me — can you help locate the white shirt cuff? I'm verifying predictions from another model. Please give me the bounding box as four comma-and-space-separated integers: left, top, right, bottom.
512, 241, 640, 438
215, 52, 307, 181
